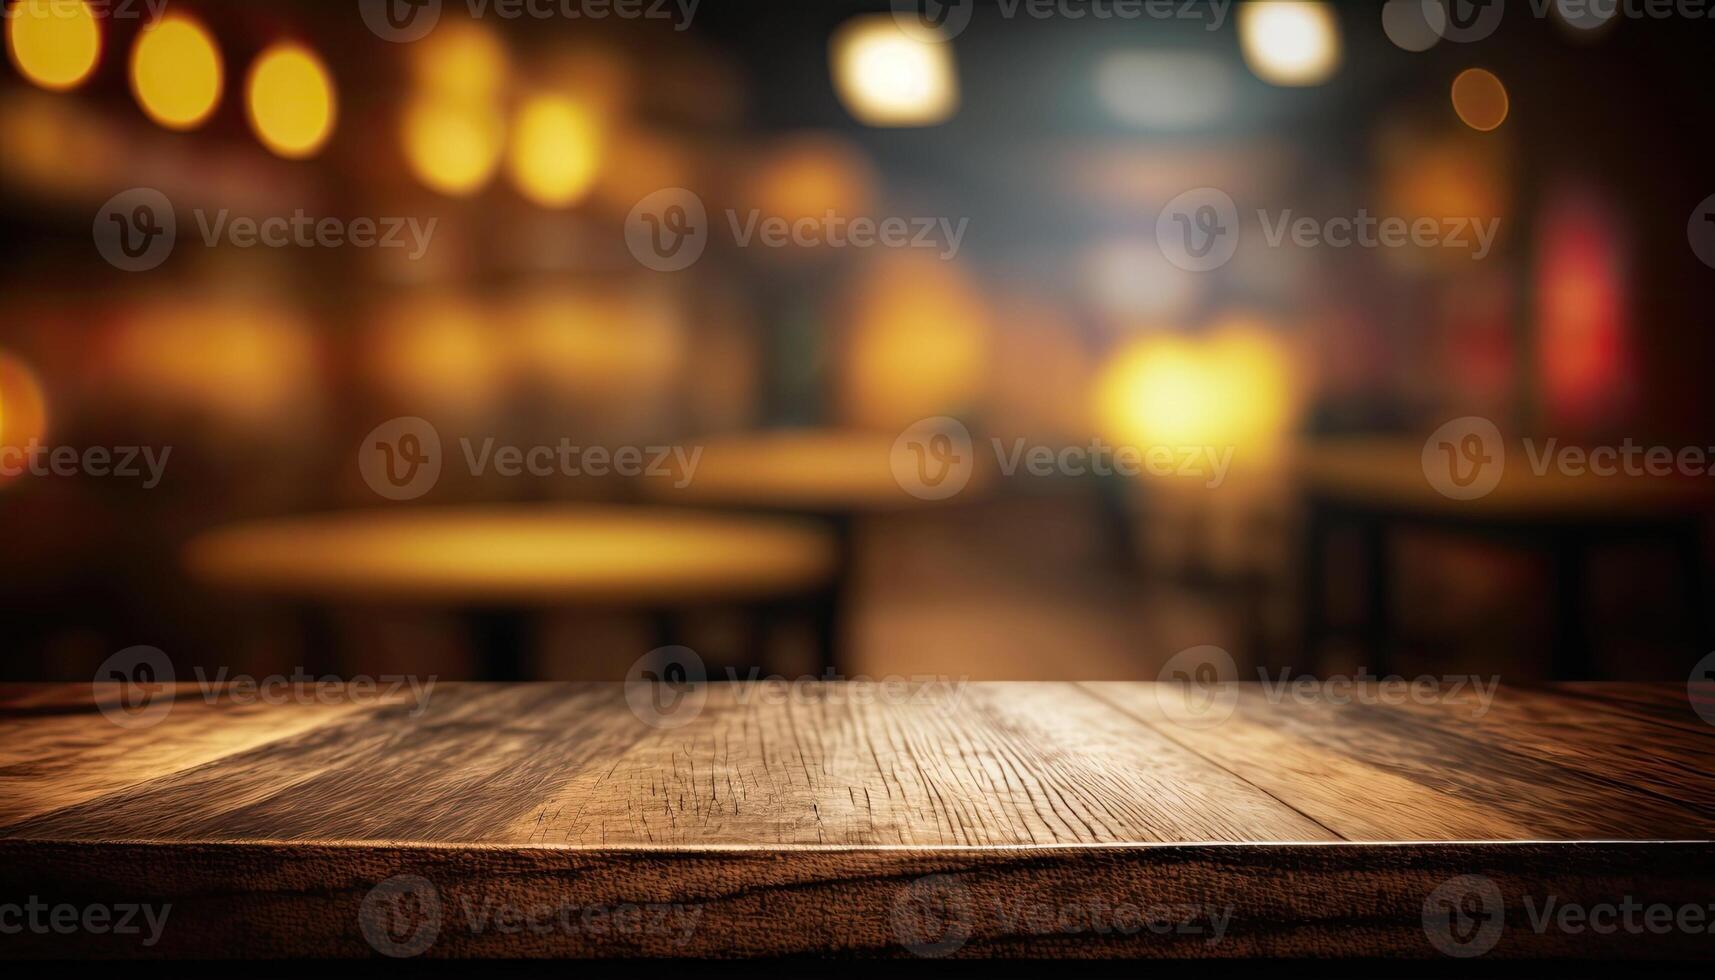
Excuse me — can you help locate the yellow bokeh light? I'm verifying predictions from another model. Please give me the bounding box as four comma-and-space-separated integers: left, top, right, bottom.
1452, 68, 1509, 132
1238, 1, 1342, 87
368, 297, 503, 413
245, 43, 336, 159
840, 255, 990, 428
105, 300, 319, 423
506, 94, 601, 208
408, 18, 507, 100
130, 14, 223, 130
0, 352, 51, 481
1095, 320, 1294, 463
830, 15, 958, 127
5, 0, 101, 91
402, 95, 505, 196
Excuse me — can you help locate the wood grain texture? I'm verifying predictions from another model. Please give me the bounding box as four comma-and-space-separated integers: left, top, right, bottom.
2, 682, 1712, 959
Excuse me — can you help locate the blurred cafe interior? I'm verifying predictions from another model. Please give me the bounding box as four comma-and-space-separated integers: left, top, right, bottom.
1, 0, 1712, 685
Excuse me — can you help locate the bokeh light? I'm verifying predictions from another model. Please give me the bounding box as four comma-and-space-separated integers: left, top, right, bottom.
840, 255, 990, 428
402, 95, 505, 196
246, 43, 337, 158
5, 0, 101, 91
746, 134, 877, 226
102, 300, 320, 424
0, 351, 50, 487
1097, 51, 1235, 130
1095, 320, 1294, 461
1382, 0, 1445, 53
1238, 1, 1342, 87
830, 15, 958, 127
506, 94, 601, 208
1452, 68, 1509, 131
130, 13, 223, 131
408, 18, 508, 99
367, 297, 503, 415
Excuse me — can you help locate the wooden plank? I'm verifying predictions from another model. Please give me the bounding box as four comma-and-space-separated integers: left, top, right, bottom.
0, 684, 394, 826
4, 683, 1328, 846
2, 685, 648, 843
508, 682, 1333, 846
1083, 682, 1715, 841
1, 841, 1711, 959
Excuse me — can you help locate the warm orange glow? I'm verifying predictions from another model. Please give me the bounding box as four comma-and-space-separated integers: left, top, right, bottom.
506, 94, 601, 207
747, 134, 877, 225
408, 18, 507, 100
830, 15, 958, 127
368, 298, 504, 414
130, 13, 223, 130
1094, 319, 1294, 463
246, 43, 337, 158
102, 301, 320, 423
401, 95, 505, 196
507, 290, 684, 396
1452, 68, 1509, 132
5, 0, 100, 91
0, 351, 50, 486
840, 256, 990, 428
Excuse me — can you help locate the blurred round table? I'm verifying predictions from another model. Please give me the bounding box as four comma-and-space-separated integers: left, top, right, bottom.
184, 505, 837, 679
645, 428, 984, 512
642, 429, 986, 669
1297, 439, 1712, 678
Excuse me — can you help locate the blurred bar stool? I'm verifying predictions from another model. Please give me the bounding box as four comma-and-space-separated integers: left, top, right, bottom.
183, 505, 837, 680
1298, 439, 1712, 679
642, 428, 986, 673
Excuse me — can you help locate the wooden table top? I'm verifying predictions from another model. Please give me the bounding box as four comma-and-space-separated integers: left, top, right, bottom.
1298, 438, 1713, 519
645, 429, 982, 512
2, 681, 1712, 958
180, 505, 836, 605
